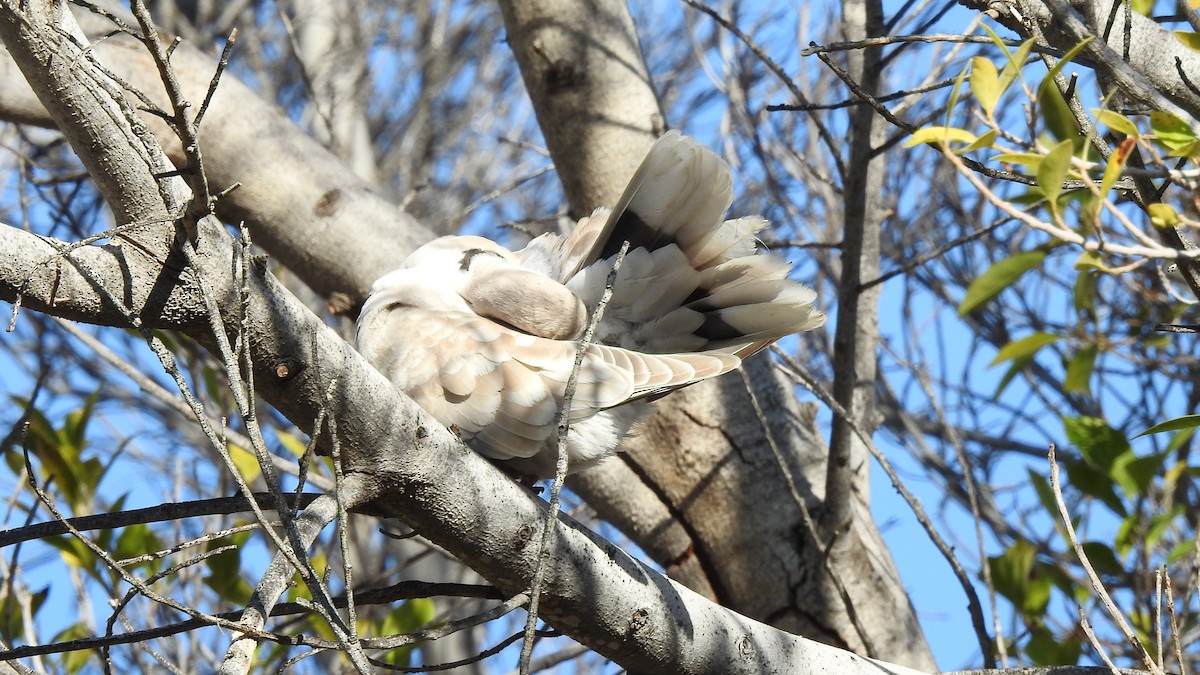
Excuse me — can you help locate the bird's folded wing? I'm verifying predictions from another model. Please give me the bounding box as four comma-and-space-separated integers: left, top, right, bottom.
372, 309, 740, 460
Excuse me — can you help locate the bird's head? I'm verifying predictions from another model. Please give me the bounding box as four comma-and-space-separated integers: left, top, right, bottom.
400, 236, 516, 275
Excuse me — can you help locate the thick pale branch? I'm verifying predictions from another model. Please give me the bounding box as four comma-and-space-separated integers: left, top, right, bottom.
0, 223, 207, 329
497, 0, 664, 217
0, 1, 430, 305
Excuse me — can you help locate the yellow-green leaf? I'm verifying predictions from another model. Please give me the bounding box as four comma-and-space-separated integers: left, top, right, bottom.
1037, 139, 1075, 208
990, 332, 1062, 367
999, 38, 1036, 93
971, 56, 1001, 117
964, 129, 998, 152
1094, 109, 1139, 137
1149, 203, 1180, 229
1136, 414, 1200, 437
1074, 251, 1112, 273
275, 430, 309, 458
905, 126, 977, 147
1150, 111, 1197, 152
1046, 38, 1094, 81
944, 63, 970, 126
228, 442, 262, 483
993, 152, 1045, 168
959, 249, 1049, 316
1174, 30, 1200, 53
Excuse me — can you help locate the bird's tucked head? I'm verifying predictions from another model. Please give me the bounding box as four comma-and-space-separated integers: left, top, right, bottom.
401, 236, 515, 273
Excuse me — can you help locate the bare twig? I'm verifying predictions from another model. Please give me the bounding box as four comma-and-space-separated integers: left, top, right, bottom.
771, 348, 993, 660
519, 241, 629, 674
684, 0, 848, 180
1048, 443, 1163, 675
1078, 607, 1124, 675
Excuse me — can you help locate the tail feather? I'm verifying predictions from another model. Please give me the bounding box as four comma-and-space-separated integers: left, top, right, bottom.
684, 215, 767, 269
519, 130, 825, 359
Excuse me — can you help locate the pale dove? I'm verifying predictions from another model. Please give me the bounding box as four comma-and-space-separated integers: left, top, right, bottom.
357, 131, 826, 477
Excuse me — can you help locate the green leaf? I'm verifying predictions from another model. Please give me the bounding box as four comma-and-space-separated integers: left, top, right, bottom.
203, 532, 253, 604
1150, 111, 1198, 155
970, 56, 1001, 118
1166, 426, 1195, 452
116, 524, 164, 573
1175, 30, 1200, 52
1025, 622, 1081, 666
63, 392, 98, 455
1073, 269, 1097, 319
994, 354, 1032, 396
382, 598, 436, 634
1111, 451, 1167, 496
990, 332, 1061, 367
228, 442, 262, 484
1063, 416, 1130, 470
999, 38, 1036, 94
1115, 513, 1138, 556
905, 126, 977, 147
1094, 109, 1139, 137
1063, 345, 1098, 393
1145, 507, 1182, 548
988, 539, 1051, 616
51, 622, 94, 675
1080, 541, 1123, 576
275, 430, 309, 458
944, 63, 970, 127
1028, 468, 1059, 518
1168, 537, 1196, 564
959, 249, 1048, 316
375, 600, 436, 667
1073, 251, 1109, 273
1038, 77, 1082, 150
1037, 139, 1075, 209
1136, 414, 1200, 437
1046, 38, 1094, 81
1063, 458, 1127, 516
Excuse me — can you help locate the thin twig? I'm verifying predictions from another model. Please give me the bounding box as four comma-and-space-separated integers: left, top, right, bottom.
904, 353, 1002, 666
769, 77, 957, 112
802, 33, 1065, 57
860, 213, 1015, 291
1078, 608, 1123, 675
771, 348, 994, 659
1048, 443, 1163, 675
518, 241, 629, 674
683, 0, 848, 181
0, 493, 319, 548
18, 437, 272, 642
1165, 571, 1186, 675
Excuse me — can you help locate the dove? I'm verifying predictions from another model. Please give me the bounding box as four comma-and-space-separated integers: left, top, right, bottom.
357, 131, 826, 477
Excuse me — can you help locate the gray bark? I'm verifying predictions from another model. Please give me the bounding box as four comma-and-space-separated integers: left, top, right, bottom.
0, 0, 939, 670
501, 0, 934, 668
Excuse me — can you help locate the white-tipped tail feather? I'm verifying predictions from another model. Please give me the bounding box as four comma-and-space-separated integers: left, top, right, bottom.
358, 131, 825, 477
